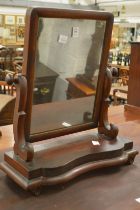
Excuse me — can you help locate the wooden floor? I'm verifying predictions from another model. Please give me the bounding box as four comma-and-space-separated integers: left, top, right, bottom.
0, 105, 140, 210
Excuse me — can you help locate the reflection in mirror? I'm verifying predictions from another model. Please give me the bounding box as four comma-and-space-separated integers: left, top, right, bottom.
30, 18, 106, 135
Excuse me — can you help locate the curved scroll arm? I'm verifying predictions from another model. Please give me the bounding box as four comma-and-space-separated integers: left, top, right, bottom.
6, 73, 34, 162
98, 68, 119, 139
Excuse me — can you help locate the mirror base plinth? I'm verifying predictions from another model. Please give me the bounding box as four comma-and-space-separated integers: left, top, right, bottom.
0, 130, 138, 193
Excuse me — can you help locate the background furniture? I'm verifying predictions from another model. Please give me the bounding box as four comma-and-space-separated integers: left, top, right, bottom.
108, 64, 129, 86
33, 64, 58, 104
0, 48, 8, 70
0, 70, 15, 95
110, 86, 128, 105
0, 72, 16, 136
0, 47, 23, 72
0, 94, 15, 127
66, 77, 96, 99
0, 91, 15, 137
127, 42, 140, 107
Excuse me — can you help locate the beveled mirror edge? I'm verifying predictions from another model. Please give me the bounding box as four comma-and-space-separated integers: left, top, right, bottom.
19, 7, 114, 143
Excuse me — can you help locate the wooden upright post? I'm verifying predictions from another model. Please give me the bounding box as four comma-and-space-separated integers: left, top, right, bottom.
125, 42, 140, 113
128, 42, 140, 106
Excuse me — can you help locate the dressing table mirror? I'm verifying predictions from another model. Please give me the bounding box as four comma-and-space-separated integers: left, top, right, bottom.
1, 8, 138, 195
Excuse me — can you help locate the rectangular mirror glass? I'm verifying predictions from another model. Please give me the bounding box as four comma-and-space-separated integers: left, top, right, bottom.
30, 18, 106, 135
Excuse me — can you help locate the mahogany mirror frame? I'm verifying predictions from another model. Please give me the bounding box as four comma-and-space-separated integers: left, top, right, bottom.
20, 7, 114, 143
1, 7, 138, 195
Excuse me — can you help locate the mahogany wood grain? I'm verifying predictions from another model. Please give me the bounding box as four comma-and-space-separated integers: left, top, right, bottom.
4, 133, 134, 179
128, 42, 140, 106
1, 8, 138, 195
66, 78, 96, 98
125, 104, 140, 115
0, 106, 140, 210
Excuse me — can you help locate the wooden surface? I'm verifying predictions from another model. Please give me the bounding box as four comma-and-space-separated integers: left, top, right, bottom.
125, 104, 140, 115
128, 42, 140, 106
3, 133, 134, 180
30, 96, 95, 140
0, 105, 140, 209
66, 78, 96, 98
2, 69, 137, 192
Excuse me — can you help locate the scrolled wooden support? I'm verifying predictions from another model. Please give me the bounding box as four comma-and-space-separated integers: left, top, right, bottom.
98, 68, 119, 139
6, 73, 34, 162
